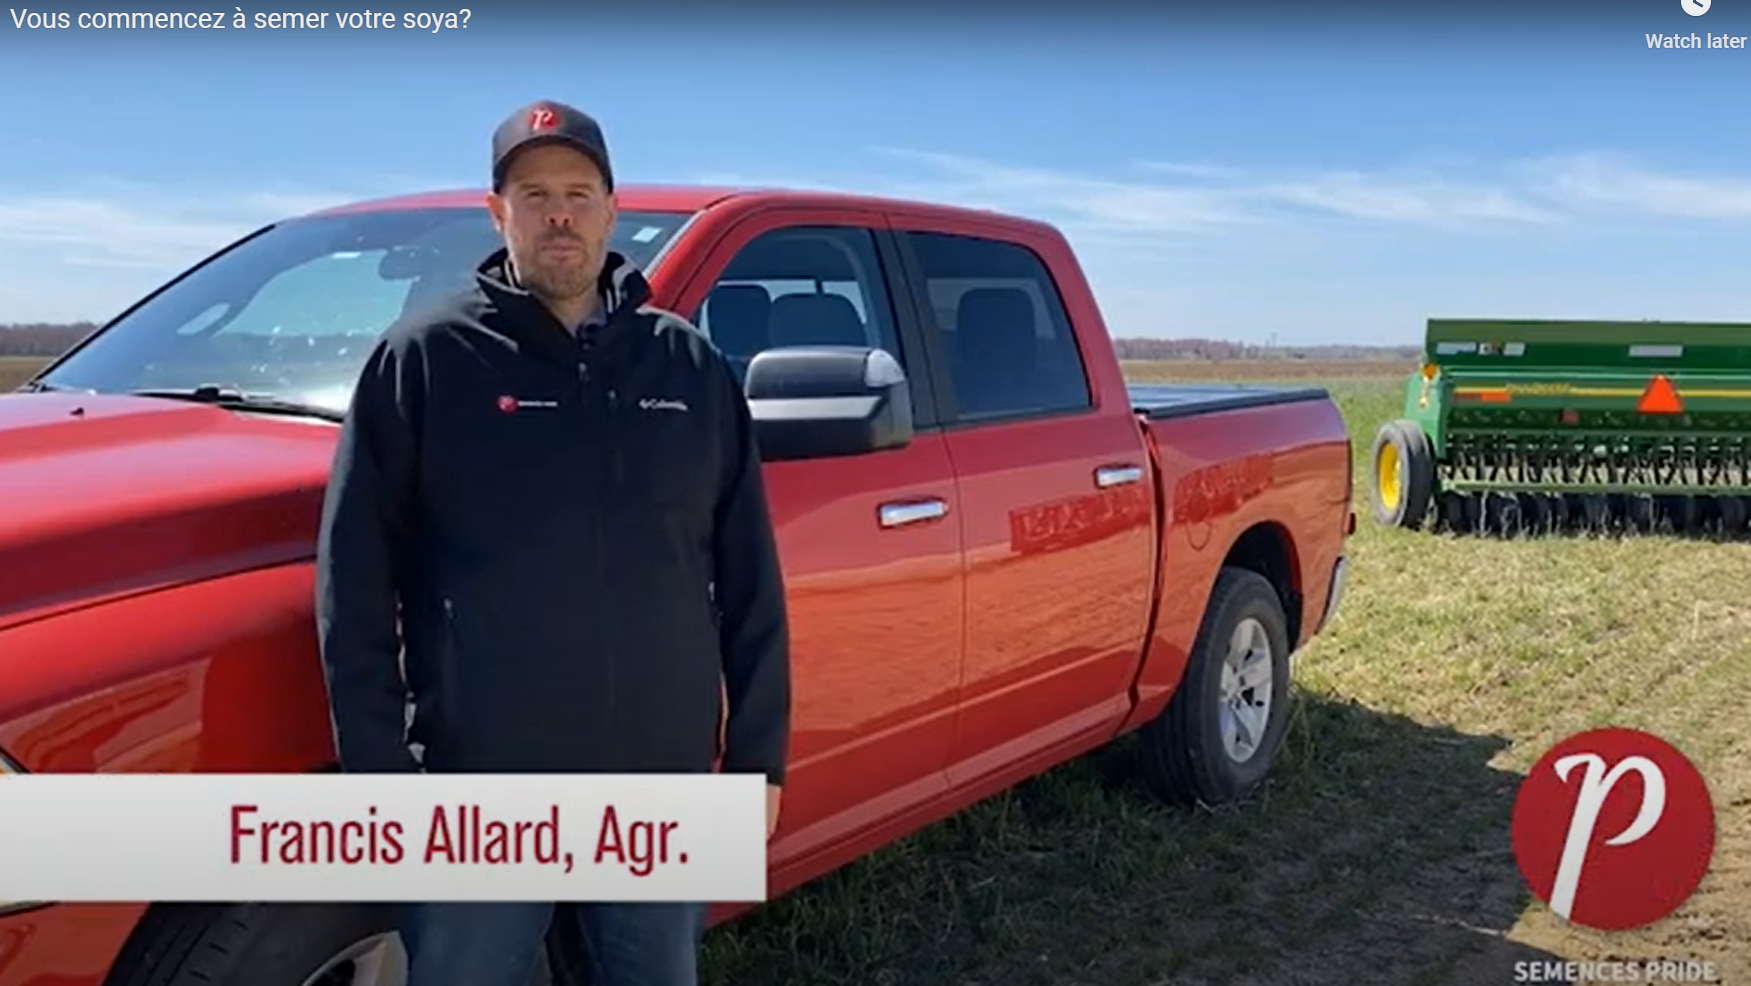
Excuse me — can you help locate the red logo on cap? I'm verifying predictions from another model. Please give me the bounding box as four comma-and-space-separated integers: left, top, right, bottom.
529, 106, 558, 131
497, 395, 518, 413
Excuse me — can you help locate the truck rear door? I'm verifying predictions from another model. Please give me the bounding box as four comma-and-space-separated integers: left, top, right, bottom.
884, 218, 1157, 787
669, 204, 965, 863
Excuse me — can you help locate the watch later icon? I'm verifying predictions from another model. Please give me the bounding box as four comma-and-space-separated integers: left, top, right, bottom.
1682, 0, 1710, 16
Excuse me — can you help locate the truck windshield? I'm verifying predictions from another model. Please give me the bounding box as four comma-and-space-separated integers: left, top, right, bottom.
29, 206, 693, 417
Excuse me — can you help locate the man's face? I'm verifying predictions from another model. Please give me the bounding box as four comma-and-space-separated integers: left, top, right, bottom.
486, 143, 617, 303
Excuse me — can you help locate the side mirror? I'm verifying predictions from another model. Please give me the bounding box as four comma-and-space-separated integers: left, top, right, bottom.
744, 346, 914, 461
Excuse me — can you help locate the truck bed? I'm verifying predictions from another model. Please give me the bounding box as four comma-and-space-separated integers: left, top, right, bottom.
1127, 382, 1332, 420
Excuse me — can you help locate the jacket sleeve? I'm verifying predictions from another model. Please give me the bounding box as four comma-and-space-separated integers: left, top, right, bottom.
710, 358, 792, 786
315, 337, 422, 773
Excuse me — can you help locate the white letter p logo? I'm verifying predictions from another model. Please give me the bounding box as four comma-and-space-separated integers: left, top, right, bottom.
1511, 727, 1715, 932
1548, 753, 1666, 920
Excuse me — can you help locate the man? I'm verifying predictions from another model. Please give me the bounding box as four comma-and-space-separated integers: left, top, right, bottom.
314, 99, 790, 986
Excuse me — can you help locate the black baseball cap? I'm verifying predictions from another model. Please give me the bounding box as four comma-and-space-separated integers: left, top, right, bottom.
490, 100, 614, 192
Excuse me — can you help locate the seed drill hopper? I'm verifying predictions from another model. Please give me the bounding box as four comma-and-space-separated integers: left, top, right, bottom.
1370, 318, 1751, 535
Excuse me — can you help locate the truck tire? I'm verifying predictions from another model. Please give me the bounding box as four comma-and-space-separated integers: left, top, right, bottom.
106, 902, 577, 986
1138, 566, 1292, 807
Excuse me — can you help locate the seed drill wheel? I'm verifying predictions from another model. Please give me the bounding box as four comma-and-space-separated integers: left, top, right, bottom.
1483, 492, 1522, 536
1370, 419, 1436, 529
1661, 495, 1700, 535
1627, 495, 1658, 533
1437, 491, 1471, 534
1719, 496, 1749, 535
1528, 493, 1570, 535
1580, 494, 1613, 533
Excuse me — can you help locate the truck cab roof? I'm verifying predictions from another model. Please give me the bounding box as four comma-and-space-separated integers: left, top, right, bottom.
305, 183, 1063, 238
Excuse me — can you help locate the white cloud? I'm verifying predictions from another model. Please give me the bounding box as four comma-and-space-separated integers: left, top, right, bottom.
692, 148, 1751, 237
1516, 152, 1751, 219
1244, 170, 1560, 225
0, 197, 249, 271
0, 176, 456, 322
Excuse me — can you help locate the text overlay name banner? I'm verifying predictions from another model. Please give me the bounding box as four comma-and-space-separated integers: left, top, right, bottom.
0, 773, 768, 902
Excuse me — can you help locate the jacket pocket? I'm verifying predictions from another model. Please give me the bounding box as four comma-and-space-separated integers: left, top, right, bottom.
429, 598, 464, 754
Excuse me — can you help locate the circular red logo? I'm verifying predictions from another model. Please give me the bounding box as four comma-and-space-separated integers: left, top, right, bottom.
497, 395, 517, 413
1510, 727, 1715, 931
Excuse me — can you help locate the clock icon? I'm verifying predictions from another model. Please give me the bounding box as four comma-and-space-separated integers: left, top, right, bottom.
1682, 0, 1710, 15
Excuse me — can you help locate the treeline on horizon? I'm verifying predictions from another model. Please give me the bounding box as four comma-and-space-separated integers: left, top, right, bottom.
0, 323, 98, 356
0, 323, 1421, 362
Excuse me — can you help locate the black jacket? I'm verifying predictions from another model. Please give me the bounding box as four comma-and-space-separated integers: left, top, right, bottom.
314, 248, 790, 784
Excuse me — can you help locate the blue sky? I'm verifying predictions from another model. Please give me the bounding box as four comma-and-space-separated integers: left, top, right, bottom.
3, 2, 1749, 345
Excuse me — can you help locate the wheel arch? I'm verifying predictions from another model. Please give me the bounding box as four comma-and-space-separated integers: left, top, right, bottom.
1217, 520, 1302, 648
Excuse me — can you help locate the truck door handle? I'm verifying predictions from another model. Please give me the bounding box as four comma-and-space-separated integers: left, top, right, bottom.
1095, 464, 1143, 488
879, 498, 948, 528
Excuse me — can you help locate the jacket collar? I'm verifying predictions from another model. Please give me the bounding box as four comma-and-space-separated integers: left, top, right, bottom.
474, 247, 653, 364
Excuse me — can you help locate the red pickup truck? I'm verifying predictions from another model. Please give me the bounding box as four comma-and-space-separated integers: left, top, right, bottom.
0, 185, 1353, 986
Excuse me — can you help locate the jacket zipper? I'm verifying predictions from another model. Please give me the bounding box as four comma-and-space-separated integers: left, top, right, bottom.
575, 326, 615, 717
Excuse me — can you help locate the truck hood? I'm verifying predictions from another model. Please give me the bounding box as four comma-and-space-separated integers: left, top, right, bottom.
0, 393, 338, 630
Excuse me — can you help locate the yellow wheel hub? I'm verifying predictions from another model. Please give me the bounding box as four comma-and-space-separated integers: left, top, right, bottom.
1377, 442, 1401, 511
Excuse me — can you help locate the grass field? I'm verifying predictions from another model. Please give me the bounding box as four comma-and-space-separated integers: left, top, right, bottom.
0, 356, 43, 391
4, 354, 1745, 983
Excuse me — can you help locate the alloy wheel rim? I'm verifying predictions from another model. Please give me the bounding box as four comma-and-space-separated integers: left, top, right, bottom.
299, 932, 407, 986
1218, 616, 1273, 763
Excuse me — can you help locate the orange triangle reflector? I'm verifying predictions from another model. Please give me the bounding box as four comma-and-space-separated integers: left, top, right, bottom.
1637, 374, 1683, 414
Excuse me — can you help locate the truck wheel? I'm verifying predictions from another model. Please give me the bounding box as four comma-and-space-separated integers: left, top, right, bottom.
1370, 419, 1435, 529
105, 902, 573, 986
1138, 566, 1292, 807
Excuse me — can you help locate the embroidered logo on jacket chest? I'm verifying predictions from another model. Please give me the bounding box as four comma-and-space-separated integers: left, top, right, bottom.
496, 395, 559, 413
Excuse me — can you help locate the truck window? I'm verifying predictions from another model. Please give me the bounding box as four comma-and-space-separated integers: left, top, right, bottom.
901, 230, 1091, 422
691, 226, 907, 386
